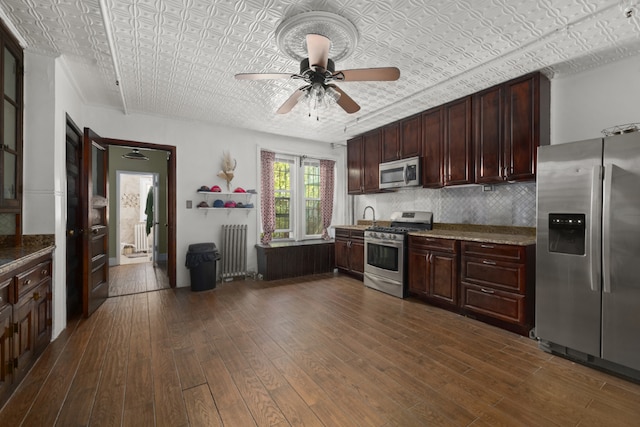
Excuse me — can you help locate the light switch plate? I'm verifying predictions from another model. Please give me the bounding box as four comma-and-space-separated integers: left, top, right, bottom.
186, 200, 192, 209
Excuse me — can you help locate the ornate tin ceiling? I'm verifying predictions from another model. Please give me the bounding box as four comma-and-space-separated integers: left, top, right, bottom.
2, 0, 639, 143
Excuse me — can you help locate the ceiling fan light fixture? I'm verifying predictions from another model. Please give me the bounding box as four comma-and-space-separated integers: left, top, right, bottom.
122, 148, 149, 160
325, 86, 341, 103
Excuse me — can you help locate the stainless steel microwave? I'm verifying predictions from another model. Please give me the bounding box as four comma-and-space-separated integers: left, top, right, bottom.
379, 156, 421, 189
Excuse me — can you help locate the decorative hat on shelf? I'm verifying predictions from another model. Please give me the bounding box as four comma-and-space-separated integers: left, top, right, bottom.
217, 151, 237, 192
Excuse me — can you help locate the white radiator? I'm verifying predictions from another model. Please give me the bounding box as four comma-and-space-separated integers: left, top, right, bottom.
134, 222, 149, 252
221, 224, 247, 279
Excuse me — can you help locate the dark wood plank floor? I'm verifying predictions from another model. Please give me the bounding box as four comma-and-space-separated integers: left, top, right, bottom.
2, 273, 640, 426
109, 261, 169, 297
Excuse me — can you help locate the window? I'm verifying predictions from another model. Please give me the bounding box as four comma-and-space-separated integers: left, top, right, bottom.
272, 154, 324, 240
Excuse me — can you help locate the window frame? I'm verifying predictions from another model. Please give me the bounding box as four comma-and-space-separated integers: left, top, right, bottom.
271, 153, 325, 242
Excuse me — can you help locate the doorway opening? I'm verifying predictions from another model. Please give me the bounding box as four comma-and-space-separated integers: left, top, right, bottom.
116, 171, 156, 266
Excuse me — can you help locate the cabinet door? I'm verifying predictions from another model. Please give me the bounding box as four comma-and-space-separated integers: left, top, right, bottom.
13, 298, 33, 381
400, 114, 422, 158
504, 73, 539, 181
408, 250, 428, 294
381, 122, 400, 162
0, 304, 13, 397
474, 86, 504, 183
429, 251, 458, 306
347, 137, 364, 194
444, 97, 473, 186
422, 107, 444, 188
33, 280, 51, 354
350, 240, 365, 274
335, 238, 350, 270
362, 130, 381, 193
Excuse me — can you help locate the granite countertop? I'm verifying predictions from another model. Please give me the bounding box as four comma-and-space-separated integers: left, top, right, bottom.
333, 222, 536, 246
408, 229, 535, 246
0, 236, 56, 275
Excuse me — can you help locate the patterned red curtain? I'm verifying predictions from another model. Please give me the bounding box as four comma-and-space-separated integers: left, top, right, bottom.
260, 150, 275, 244
320, 159, 335, 240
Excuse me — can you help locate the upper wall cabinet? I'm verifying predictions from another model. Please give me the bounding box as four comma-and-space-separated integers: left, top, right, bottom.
400, 114, 422, 159
347, 71, 550, 193
421, 106, 444, 188
444, 96, 473, 186
347, 130, 381, 194
381, 122, 400, 163
475, 72, 550, 183
347, 135, 364, 194
380, 115, 422, 163
0, 26, 23, 212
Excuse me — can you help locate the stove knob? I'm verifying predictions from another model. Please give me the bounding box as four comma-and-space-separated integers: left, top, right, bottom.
370, 232, 378, 239
390, 234, 397, 240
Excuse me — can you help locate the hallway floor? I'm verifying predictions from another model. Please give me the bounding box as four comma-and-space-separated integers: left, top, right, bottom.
108, 261, 169, 297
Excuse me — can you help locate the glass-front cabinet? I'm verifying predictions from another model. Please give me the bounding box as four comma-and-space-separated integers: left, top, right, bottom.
1, 38, 22, 212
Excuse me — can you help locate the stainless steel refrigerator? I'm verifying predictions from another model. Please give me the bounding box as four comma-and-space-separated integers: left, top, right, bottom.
536, 131, 640, 378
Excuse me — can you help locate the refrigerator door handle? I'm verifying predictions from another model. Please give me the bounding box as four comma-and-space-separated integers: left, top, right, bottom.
603, 163, 613, 294
590, 165, 603, 292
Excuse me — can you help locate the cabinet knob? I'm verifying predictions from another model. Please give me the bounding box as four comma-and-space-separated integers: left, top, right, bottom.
42, 269, 48, 275
33, 292, 40, 301
25, 279, 31, 286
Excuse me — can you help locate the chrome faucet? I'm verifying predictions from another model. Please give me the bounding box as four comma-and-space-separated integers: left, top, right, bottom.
363, 205, 376, 226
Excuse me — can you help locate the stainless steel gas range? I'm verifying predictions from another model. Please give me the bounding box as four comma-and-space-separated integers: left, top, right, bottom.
364, 211, 433, 298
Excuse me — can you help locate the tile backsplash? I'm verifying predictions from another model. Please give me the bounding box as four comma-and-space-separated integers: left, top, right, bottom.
354, 182, 536, 227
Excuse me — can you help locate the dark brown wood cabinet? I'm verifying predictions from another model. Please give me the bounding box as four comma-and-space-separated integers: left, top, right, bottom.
0, 281, 13, 401
347, 136, 364, 194
400, 114, 422, 159
0, 252, 53, 408
335, 228, 364, 279
474, 72, 550, 183
422, 107, 444, 188
363, 130, 381, 193
381, 122, 400, 163
408, 235, 459, 309
347, 131, 381, 194
444, 96, 473, 186
460, 241, 534, 335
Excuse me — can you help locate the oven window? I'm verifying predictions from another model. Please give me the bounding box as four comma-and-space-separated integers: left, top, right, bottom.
367, 242, 399, 271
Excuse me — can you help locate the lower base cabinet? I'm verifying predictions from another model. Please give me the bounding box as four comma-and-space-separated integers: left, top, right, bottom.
0, 252, 53, 408
335, 228, 365, 279
408, 236, 459, 309
408, 235, 535, 335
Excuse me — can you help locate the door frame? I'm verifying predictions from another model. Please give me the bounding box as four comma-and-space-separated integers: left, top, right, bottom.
103, 137, 177, 288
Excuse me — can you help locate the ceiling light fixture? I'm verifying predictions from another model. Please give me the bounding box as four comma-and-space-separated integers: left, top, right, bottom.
122, 148, 149, 160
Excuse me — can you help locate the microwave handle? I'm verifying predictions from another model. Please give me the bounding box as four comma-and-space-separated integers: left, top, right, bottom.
403, 166, 408, 184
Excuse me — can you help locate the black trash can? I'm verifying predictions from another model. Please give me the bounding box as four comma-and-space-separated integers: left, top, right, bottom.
185, 243, 220, 291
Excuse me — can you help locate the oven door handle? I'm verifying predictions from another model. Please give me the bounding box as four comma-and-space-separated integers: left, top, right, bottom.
368, 239, 404, 248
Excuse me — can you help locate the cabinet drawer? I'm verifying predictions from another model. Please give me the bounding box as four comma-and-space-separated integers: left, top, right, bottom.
335, 228, 350, 239
409, 235, 458, 253
15, 261, 51, 300
350, 229, 364, 242
462, 283, 525, 325
461, 257, 526, 293
461, 241, 526, 263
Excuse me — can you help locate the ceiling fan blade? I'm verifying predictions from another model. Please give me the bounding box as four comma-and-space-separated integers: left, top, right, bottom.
235, 73, 296, 80
306, 34, 330, 70
332, 67, 400, 82
328, 84, 360, 114
276, 87, 308, 114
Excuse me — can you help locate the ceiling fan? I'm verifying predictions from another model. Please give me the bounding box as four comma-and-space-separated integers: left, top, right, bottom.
235, 34, 400, 115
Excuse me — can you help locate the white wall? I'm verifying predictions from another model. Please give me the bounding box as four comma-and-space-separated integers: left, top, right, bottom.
80, 104, 348, 289
551, 54, 640, 144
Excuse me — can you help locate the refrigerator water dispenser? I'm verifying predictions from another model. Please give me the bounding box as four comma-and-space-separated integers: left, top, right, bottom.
548, 213, 586, 255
